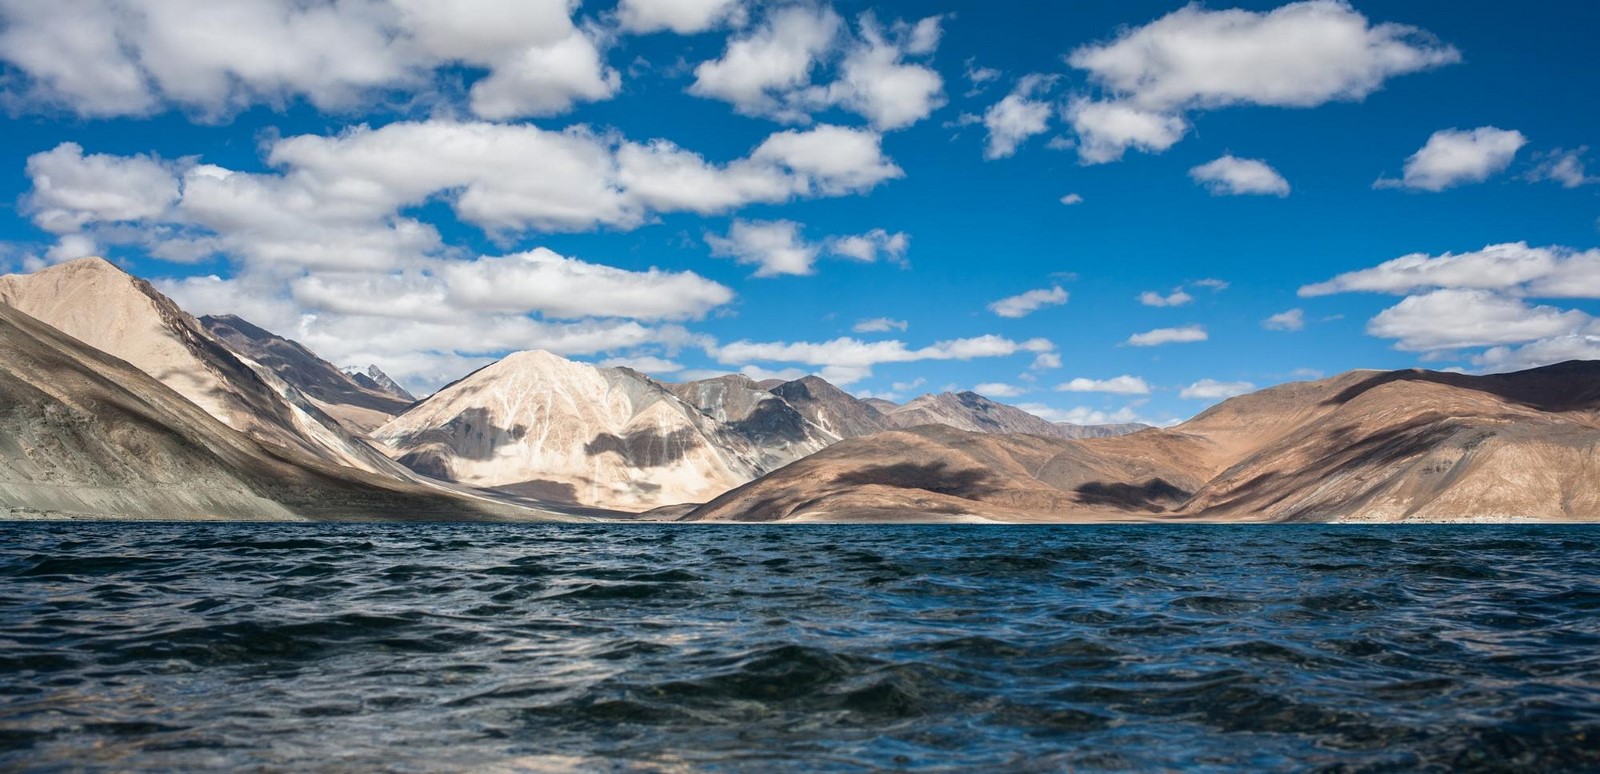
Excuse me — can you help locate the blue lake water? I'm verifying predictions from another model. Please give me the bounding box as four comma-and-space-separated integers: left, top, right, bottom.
2, 523, 1598, 771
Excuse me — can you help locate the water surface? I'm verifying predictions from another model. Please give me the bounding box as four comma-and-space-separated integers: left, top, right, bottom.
2, 523, 1598, 770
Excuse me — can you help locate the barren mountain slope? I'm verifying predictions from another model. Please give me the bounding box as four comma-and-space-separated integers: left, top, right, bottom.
885, 391, 1147, 439
202, 314, 413, 433
0, 303, 550, 522
685, 364, 1600, 523
684, 424, 1207, 522
1179, 363, 1600, 522
345, 365, 415, 402
669, 374, 837, 468
373, 351, 770, 510
0, 259, 400, 475
767, 376, 890, 439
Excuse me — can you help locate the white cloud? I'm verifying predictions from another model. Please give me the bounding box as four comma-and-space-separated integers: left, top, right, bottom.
973, 382, 1025, 398
711, 334, 1053, 385
24, 143, 180, 234
1474, 334, 1600, 374
1062, 0, 1457, 163
688, 7, 945, 129
964, 58, 1000, 91
982, 74, 1056, 159
1030, 352, 1061, 370
159, 270, 706, 392
1016, 402, 1144, 426
599, 354, 685, 374
1375, 127, 1527, 192
1065, 98, 1189, 164
689, 4, 841, 121
1180, 379, 1256, 400
707, 219, 909, 277
440, 248, 732, 320
828, 229, 910, 265
1367, 289, 1589, 351
1189, 155, 1291, 196
707, 219, 818, 278
616, 0, 744, 34
1139, 288, 1193, 307
1057, 375, 1151, 395
29, 122, 902, 274
0, 0, 618, 120
1525, 147, 1595, 189
1263, 308, 1306, 331
1060, 193, 1084, 205
824, 14, 946, 130
1126, 325, 1208, 346
988, 285, 1068, 318
1193, 278, 1230, 291
1300, 242, 1600, 299
853, 317, 908, 333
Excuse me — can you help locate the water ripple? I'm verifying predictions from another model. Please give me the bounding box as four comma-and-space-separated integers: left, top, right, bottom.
0, 523, 1598, 770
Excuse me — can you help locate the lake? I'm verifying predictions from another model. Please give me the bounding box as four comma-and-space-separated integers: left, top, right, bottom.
2, 523, 1598, 770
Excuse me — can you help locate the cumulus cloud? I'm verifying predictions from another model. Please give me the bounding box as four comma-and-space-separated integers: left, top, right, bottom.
1016, 402, 1145, 426
688, 4, 841, 121
1303, 241, 1600, 369
1300, 242, 1600, 299
1030, 352, 1061, 371
1062, 0, 1458, 163
988, 285, 1068, 318
1367, 289, 1589, 352
973, 382, 1025, 398
853, 317, 908, 333
1263, 309, 1306, 331
1474, 334, 1600, 374
982, 74, 1056, 159
0, 0, 617, 120
616, 0, 744, 34
1375, 127, 1528, 191
1180, 379, 1256, 400
711, 334, 1054, 385
440, 248, 732, 320
689, 7, 945, 129
1139, 288, 1193, 307
1056, 376, 1151, 395
24, 143, 181, 234
27, 122, 903, 274
1065, 98, 1188, 164
599, 354, 685, 374
707, 219, 909, 277
1126, 325, 1208, 346
1060, 193, 1084, 205
1189, 155, 1291, 196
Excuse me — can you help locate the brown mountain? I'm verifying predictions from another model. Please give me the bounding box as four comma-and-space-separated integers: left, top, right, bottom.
201, 314, 413, 433
0, 302, 549, 522
883, 390, 1148, 440
767, 375, 891, 438
685, 363, 1600, 523
0, 259, 403, 476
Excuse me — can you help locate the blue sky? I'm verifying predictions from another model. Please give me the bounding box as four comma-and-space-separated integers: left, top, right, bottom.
2, 0, 1597, 425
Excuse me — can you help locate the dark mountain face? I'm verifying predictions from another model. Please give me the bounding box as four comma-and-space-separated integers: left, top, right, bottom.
768, 375, 889, 439
201, 314, 413, 432
347, 365, 415, 402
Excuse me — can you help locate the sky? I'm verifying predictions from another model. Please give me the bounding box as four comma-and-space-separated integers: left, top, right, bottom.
2, 0, 1597, 426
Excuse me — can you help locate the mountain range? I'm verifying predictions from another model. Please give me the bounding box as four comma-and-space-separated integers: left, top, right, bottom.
0, 257, 1594, 523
